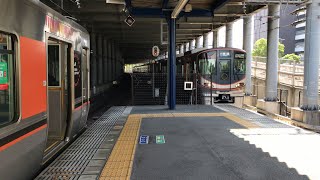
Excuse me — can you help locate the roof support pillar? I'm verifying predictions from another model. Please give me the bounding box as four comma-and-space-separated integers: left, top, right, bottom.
190, 39, 195, 50
226, 23, 233, 48
185, 42, 189, 52
107, 41, 112, 82
180, 44, 184, 54
301, 0, 320, 111
196, 36, 203, 49
203, 32, 210, 48
98, 35, 103, 85
103, 38, 108, 83
265, 4, 280, 101
243, 15, 254, 95
167, 17, 176, 110
213, 31, 218, 48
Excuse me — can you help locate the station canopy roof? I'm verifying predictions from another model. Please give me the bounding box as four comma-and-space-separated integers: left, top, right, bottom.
43, 0, 269, 63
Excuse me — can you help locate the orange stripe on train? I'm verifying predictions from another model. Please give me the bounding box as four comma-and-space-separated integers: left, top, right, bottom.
20, 37, 47, 119
0, 124, 47, 152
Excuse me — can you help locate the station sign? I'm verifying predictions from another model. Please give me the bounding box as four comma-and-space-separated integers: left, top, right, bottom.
152, 46, 160, 57
0, 62, 8, 84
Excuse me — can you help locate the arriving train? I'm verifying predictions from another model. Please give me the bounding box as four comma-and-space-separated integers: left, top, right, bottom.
0, 0, 90, 179
132, 47, 246, 103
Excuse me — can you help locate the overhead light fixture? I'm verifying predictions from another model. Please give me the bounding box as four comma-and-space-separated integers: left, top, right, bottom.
106, 0, 125, 4
124, 15, 135, 26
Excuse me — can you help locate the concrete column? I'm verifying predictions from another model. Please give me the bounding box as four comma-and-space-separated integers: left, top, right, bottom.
203, 33, 209, 48
103, 38, 108, 83
107, 41, 112, 82
243, 15, 254, 95
185, 43, 189, 52
90, 33, 97, 87
226, 23, 233, 47
196, 36, 203, 48
265, 4, 280, 101
213, 31, 218, 48
111, 41, 115, 80
302, 0, 320, 110
179, 45, 184, 54
97, 35, 103, 85
190, 39, 195, 50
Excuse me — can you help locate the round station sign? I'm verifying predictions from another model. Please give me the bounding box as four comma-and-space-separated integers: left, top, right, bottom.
152, 46, 160, 57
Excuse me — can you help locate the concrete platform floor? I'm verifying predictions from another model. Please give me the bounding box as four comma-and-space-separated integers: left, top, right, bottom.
100, 105, 320, 180
132, 116, 307, 180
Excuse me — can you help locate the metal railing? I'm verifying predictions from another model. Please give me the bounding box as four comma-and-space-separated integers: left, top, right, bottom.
130, 73, 220, 106
252, 57, 308, 88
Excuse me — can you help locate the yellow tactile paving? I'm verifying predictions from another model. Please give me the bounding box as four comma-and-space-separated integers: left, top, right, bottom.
99, 112, 259, 180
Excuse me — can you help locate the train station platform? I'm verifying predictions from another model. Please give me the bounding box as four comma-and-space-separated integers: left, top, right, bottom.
37, 105, 320, 180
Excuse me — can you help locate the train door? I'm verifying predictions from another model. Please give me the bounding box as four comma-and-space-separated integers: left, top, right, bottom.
79, 48, 89, 128
46, 39, 71, 151
217, 50, 232, 93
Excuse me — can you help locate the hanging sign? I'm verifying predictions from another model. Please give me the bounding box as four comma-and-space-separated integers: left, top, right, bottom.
152, 46, 160, 57
0, 62, 8, 84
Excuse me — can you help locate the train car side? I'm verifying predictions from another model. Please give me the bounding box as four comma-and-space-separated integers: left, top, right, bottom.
0, 0, 90, 179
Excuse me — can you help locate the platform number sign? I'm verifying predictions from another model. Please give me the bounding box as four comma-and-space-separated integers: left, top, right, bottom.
152, 46, 160, 57
0, 62, 8, 84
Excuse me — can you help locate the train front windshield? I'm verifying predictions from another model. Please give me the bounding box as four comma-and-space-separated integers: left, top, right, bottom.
198, 51, 217, 75
234, 52, 246, 74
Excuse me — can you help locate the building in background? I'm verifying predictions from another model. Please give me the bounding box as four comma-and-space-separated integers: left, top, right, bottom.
292, 8, 306, 59
254, 5, 297, 56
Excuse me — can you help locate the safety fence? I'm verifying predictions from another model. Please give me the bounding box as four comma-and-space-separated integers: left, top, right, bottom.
130, 73, 218, 105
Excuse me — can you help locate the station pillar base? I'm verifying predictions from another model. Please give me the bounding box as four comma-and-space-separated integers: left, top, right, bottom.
291, 108, 320, 125
291, 107, 304, 122
233, 96, 244, 108
243, 95, 257, 107
257, 99, 280, 115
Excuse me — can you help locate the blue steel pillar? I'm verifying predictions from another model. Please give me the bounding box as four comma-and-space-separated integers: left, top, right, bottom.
167, 17, 176, 110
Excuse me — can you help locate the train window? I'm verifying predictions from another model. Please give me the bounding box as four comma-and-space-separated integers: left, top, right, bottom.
234, 53, 246, 74
219, 61, 230, 72
0, 32, 17, 127
198, 51, 216, 75
48, 45, 60, 86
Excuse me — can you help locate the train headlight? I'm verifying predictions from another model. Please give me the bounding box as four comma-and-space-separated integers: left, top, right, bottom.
236, 83, 245, 88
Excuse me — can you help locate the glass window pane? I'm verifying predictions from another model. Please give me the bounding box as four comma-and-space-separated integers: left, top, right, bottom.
48, 45, 60, 86
198, 51, 216, 75
0, 32, 16, 126
234, 52, 246, 74
0, 34, 10, 50
219, 61, 230, 72
0, 54, 15, 125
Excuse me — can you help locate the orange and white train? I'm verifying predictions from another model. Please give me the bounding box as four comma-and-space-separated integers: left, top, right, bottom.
0, 0, 90, 179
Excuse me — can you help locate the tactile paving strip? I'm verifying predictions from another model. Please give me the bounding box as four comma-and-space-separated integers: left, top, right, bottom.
36, 106, 132, 180
216, 105, 292, 128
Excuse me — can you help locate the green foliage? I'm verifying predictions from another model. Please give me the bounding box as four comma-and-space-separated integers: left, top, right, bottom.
252, 38, 285, 58
282, 53, 301, 63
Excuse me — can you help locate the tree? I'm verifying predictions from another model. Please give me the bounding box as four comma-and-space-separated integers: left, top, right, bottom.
282, 53, 301, 63
252, 38, 285, 58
